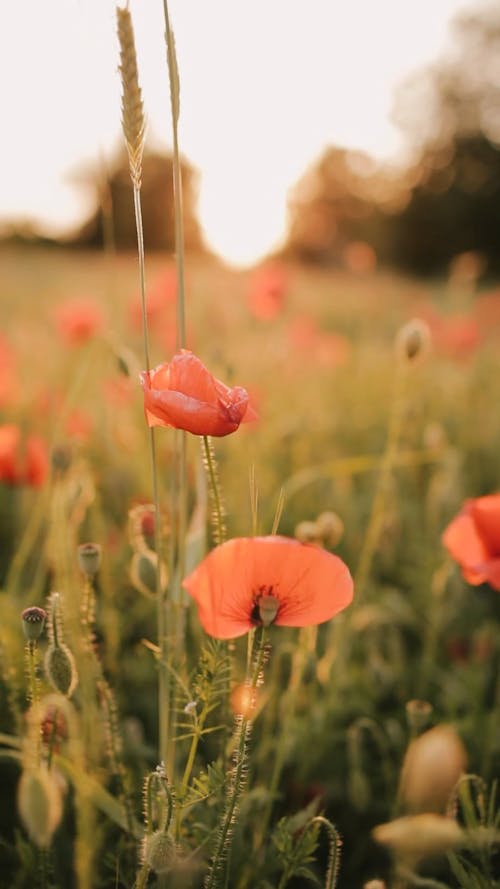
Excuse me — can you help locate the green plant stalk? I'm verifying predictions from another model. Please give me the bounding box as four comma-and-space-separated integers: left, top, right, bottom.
354, 358, 408, 595
205, 628, 268, 889
161, 0, 189, 781
202, 436, 226, 546
256, 628, 313, 851
132, 183, 170, 772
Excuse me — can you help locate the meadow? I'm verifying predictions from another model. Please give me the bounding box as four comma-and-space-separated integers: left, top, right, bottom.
0, 240, 499, 889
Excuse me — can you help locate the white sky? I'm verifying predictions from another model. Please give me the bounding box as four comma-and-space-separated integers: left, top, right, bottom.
0, 0, 478, 266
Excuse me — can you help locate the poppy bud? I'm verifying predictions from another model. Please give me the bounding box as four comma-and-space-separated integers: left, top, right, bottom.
17, 766, 63, 848
395, 319, 431, 362
77, 542, 102, 578
372, 814, 463, 863
294, 520, 320, 544
45, 645, 77, 698
44, 593, 78, 698
398, 724, 467, 814
21, 606, 47, 642
141, 831, 177, 874
405, 699, 433, 734
130, 550, 168, 598
363, 882, 387, 889
315, 511, 344, 547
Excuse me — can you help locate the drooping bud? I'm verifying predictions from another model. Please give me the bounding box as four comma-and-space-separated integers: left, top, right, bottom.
17, 766, 63, 848
141, 830, 177, 874
44, 646, 77, 698
77, 542, 102, 578
21, 606, 47, 642
44, 593, 78, 698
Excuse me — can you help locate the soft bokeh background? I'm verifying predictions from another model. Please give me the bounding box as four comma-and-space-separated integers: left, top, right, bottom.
0, 0, 492, 266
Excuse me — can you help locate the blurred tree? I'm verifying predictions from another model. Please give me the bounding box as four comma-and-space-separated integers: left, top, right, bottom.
72, 148, 206, 253
283, 3, 500, 276
389, 2, 500, 274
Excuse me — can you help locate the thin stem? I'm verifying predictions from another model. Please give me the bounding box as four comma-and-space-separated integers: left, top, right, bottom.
202, 436, 226, 546
354, 359, 408, 595
205, 628, 268, 889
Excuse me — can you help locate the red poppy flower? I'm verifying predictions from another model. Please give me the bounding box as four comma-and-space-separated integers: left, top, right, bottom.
0, 424, 48, 487
247, 262, 287, 321
442, 494, 500, 590
182, 536, 354, 639
140, 350, 257, 437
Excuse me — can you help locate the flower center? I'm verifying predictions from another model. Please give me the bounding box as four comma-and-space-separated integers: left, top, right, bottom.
251, 586, 280, 626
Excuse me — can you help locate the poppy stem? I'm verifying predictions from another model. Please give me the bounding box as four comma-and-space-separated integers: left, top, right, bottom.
131, 180, 171, 774
202, 435, 227, 545
204, 627, 268, 889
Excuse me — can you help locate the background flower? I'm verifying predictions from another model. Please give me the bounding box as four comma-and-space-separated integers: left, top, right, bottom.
442, 494, 500, 590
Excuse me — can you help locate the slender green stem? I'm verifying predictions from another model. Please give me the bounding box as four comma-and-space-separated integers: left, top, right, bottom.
161, 0, 189, 783
132, 183, 169, 771
202, 436, 226, 545
354, 359, 408, 595
205, 628, 268, 889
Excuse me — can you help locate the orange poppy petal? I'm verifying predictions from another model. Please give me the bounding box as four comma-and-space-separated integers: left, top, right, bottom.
442, 511, 489, 580
183, 536, 353, 638
469, 495, 500, 556
143, 387, 242, 436
476, 558, 500, 591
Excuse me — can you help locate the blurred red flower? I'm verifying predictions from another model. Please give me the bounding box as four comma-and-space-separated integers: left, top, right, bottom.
0, 424, 48, 487
54, 298, 105, 345
183, 535, 353, 639
140, 350, 257, 437
442, 494, 500, 590
129, 268, 177, 332
0, 334, 16, 405
247, 262, 287, 321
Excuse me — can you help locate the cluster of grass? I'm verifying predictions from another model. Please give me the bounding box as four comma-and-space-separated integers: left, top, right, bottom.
1, 4, 499, 887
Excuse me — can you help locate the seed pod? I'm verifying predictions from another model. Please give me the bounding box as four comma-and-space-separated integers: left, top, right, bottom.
21, 606, 47, 642
77, 542, 102, 578
17, 766, 63, 848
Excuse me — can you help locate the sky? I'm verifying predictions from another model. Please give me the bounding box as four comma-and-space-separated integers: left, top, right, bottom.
0, 0, 480, 266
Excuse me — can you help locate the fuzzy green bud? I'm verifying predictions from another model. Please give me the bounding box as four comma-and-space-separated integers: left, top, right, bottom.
17, 766, 63, 848
294, 520, 320, 544
130, 550, 167, 598
141, 830, 177, 874
44, 644, 77, 698
21, 607, 47, 642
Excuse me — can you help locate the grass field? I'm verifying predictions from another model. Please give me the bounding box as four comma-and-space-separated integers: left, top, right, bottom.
0, 245, 499, 888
